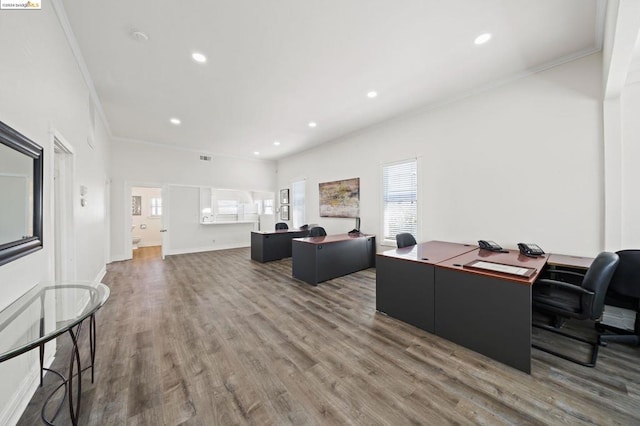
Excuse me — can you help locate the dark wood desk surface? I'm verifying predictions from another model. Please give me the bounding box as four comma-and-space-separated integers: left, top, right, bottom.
294, 233, 373, 245
252, 229, 308, 235
547, 253, 594, 270
437, 248, 549, 284
377, 240, 476, 264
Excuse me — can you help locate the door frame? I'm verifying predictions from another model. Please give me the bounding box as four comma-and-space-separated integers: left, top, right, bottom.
52, 130, 76, 282
124, 181, 167, 259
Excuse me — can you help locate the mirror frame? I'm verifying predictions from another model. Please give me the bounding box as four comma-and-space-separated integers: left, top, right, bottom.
0, 121, 43, 267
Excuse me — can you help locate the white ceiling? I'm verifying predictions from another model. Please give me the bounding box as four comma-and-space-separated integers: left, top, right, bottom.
61, 0, 603, 160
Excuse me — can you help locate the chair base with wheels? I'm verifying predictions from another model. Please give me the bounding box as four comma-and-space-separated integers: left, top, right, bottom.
532, 251, 620, 367
532, 320, 600, 367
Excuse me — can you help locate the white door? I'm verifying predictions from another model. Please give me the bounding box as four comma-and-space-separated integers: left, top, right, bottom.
53, 137, 75, 282
160, 185, 168, 260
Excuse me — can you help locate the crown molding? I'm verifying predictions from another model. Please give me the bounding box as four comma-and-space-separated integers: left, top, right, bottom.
50, 0, 112, 136
111, 136, 276, 164
281, 48, 603, 162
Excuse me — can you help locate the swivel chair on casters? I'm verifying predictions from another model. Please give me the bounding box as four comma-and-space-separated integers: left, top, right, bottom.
532, 251, 619, 367
395, 233, 417, 248
275, 222, 289, 230
309, 226, 327, 237
598, 250, 640, 347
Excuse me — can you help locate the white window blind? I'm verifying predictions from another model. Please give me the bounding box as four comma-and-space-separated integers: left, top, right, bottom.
382, 159, 417, 242
292, 180, 306, 228
217, 200, 238, 215
263, 199, 274, 215
150, 197, 162, 216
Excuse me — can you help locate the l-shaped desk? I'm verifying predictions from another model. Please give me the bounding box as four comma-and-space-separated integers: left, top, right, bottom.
376, 241, 593, 374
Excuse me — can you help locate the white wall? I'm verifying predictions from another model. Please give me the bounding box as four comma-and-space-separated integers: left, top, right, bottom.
277, 54, 604, 257
0, 5, 110, 425
165, 185, 257, 255
621, 82, 640, 248
131, 186, 162, 247
110, 140, 276, 260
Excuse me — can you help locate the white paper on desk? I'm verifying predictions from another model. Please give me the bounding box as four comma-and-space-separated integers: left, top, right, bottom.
473, 261, 529, 276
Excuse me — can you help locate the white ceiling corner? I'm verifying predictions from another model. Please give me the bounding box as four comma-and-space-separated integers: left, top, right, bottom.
59, 0, 605, 160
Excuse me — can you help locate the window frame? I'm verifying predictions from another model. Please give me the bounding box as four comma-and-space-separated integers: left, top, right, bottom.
291, 179, 306, 229
149, 197, 162, 217
380, 158, 418, 246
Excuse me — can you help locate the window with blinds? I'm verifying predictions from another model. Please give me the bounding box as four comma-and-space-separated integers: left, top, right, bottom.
382, 159, 417, 243
150, 197, 162, 216
292, 180, 306, 228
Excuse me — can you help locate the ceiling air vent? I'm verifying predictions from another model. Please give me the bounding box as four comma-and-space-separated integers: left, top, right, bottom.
199, 155, 212, 161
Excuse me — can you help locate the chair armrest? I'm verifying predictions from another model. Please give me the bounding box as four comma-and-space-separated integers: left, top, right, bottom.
535, 279, 595, 296
545, 269, 586, 279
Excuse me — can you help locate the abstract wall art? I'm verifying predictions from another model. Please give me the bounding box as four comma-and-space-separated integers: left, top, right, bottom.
319, 177, 359, 218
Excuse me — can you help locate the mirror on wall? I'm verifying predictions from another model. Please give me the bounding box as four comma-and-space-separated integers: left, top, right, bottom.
0, 121, 43, 267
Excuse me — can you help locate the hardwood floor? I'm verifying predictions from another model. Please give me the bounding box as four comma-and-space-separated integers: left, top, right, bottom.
18, 246, 640, 425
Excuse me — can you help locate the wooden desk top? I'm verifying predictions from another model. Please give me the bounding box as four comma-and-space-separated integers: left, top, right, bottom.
377, 240, 476, 265
547, 253, 594, 270
437, 248, 549, 285
252, 229, 308, 235
293, 233, 374, 245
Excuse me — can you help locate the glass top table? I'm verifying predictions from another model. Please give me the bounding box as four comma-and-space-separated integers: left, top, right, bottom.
0, 282, 110, 425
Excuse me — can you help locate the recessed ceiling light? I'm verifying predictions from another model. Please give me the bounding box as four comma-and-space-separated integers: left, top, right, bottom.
273, 141, 281, 146
170, 117, 181, 125
192, 52, 207, 63
367, 91, 378, 98
474, 33, 492, 45
254, 151, 260, 155
308, 122, 317, 128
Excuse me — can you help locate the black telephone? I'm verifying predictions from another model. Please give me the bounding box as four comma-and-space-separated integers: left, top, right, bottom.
478, 240, 504, 252
518, 243, 545, 257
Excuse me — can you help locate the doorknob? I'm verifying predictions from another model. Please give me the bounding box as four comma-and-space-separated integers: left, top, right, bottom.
160, 229, 167, 232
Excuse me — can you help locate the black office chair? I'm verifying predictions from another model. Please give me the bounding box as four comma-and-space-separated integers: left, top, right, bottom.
275, 222, 289, 230
532, 251, 619, 367
396, 233, 417, 248
309, 226, 327, 237
598, 250, 640, 347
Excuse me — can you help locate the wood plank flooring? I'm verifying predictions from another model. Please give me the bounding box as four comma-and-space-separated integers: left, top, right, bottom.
17, 246, 640, 425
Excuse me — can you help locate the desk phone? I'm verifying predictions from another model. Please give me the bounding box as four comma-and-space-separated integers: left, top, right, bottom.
518, 243, 545, 257
478, 240, 504, 252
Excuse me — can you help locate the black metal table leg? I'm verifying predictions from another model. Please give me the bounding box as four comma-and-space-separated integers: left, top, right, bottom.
90, 314, 96, 383
40, 321, 84, 426
67, 323, 83, 426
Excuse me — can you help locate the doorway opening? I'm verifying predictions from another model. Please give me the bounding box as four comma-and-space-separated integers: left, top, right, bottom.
130, 186, 163, 260
53, 135, 75, 282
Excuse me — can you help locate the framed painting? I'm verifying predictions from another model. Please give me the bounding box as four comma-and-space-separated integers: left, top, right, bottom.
319, 177, 359, 218
132, 195, 142, 216
280, 205, 290, 220
280, 188, 289, 205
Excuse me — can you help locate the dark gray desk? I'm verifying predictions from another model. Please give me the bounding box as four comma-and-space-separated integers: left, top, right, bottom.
292, 233, 375, 285
435, 249, 547, 374
376, 241, 476, 332
376, 242, 549, 374
251, 229, 309, 262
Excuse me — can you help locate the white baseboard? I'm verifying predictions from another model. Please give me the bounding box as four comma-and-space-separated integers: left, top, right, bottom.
109, 253, 131, 263
0, 353, 55, 426
138, 242, 161, 248
94, 265, 107, 283
165, 242, 249, 256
